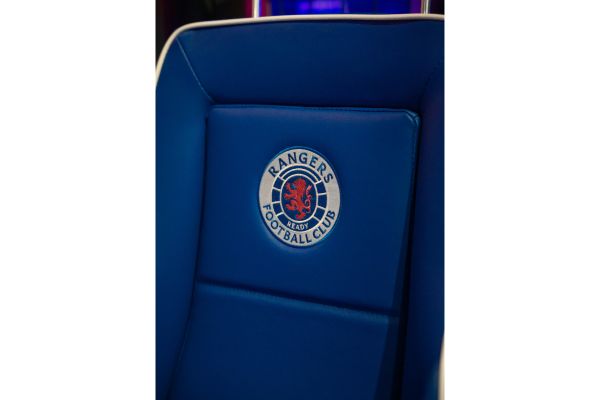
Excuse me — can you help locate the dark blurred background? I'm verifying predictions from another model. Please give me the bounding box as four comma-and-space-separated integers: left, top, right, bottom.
157, 0, 444, 60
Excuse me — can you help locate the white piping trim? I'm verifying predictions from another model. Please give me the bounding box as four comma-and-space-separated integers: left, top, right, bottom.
156, 13, 444, 81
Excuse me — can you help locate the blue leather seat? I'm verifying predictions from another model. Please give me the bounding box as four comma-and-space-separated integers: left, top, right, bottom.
157, 15, 444, 400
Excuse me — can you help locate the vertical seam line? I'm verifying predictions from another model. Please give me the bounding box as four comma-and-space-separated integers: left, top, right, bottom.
164, 117, 210, 399
394, 110, 425, 399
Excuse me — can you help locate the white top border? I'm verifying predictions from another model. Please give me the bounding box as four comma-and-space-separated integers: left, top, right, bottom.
156, 13, 444, 80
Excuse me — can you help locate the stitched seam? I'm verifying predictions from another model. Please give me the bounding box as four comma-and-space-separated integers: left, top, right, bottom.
197, 278, 398, 321
418, 61, 443, 110
392, 112, 423, 398
164, 119, 210, 399
175, 38, 215, 104
212, 103, 418, 116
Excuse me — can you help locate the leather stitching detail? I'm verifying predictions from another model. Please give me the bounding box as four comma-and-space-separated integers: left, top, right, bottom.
175, 38, 215, 104
213, 103, 418, 115
197, 279, 398, 322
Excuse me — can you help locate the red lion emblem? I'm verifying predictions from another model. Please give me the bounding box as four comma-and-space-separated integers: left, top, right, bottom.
283, 178, 313, 220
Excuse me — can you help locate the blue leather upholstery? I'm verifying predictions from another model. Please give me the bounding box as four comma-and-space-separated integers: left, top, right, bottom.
157, 16, 443, 400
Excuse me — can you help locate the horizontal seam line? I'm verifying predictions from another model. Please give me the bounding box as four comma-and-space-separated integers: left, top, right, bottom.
211, 104, 417, 115
197, 279, 398, 320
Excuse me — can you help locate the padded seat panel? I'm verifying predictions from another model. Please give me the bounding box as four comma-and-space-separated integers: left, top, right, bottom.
198, 105, 419, 313
170, 282, 399, 400
157, 17, 444, 400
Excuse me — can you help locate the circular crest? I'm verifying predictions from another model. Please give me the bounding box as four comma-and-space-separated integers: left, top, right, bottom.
259, 147, 340, 247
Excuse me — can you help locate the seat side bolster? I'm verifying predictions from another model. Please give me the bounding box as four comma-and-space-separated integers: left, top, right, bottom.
156, 41, 212, 400
400, 65, 444, 400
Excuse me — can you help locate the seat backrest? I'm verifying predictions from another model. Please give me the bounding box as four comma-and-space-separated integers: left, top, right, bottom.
157, 15, 444, 400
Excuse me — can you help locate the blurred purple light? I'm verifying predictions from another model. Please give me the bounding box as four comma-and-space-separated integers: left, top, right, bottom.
296, 0, 343, 13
